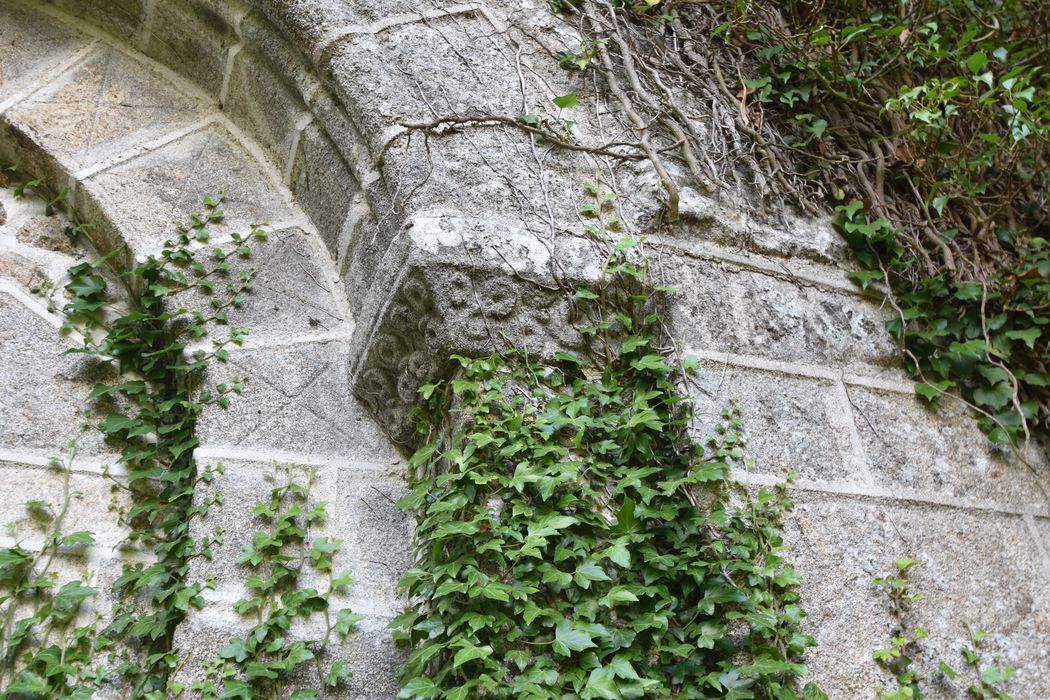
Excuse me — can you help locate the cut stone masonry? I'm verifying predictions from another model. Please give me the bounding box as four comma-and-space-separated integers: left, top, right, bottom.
0, 0, 1047, 697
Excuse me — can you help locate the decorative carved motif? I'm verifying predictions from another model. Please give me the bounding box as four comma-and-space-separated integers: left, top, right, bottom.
350, 261, 579, 448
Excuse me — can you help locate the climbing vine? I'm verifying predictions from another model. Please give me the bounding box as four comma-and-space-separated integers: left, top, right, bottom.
394, 184, 825, 699
0, 447, 107, 698
545, 0, 1050, 451
193, 464, 362, 699
709, 0, 1050, 453
871, 557, 1015, 700
1, 174, 362, 698
57, 195, 267, 697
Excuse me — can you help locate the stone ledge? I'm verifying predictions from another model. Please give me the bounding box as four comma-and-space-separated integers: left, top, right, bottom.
349, 213, 602, 446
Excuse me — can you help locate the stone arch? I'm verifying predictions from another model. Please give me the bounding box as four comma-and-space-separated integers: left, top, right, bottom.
1, 0, 1048, 696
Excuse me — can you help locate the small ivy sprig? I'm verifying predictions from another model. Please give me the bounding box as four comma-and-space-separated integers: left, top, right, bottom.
872, 558, 1015, 700
0, 446, 107, 698
193, 464, 362, 700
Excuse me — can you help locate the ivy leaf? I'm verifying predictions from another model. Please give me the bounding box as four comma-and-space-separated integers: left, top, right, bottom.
600, 586, 639, 607
335, 608, 365, 636
51, 580, 95, 619
574, 561, 612, 588
630, 354, 672, 373
553, 93, 579, 109
848, 269, 883, 289
219, 637, 249, 663
973, 380, 1014, 410
696, 620, 724, 649
915, 380, 954, 402
600, 538, 631, 568
325, 659, 353, 687
738, 654, 809, 677
948, 339, 987, 358
6, 671, 48, 696
452, 643, 493, 668
220, 679, 251, 699
981, 666, 1014, 685
554, 620, 597, 655
245, 662, 279, 679
59, 531, 95, 547
0, 547, 32, 567
398, 677, 440, 698
1005, 328, 1041, 349
100, 412, 137, 435
584, 666, 622, 699
965, 51, 988, 74
954, 282, 981, 300
621, 335, 649, 353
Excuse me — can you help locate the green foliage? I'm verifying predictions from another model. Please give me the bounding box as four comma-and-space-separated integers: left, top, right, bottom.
0, 183, 364, 697
872, 558, 926, 699
0, 449, 108, 698
58, 196, 268, 697
871, 559, 1014, 700
837, 197, 1050, 447
705, 1, 1050, 449
193, 465, 361, 699
394, 185, 824, 699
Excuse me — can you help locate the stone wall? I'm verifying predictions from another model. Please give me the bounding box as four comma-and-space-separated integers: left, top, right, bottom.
0, 0, 1047, 697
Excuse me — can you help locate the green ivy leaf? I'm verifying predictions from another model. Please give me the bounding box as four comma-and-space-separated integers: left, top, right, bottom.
452, 643, 493, 668
554, 620, 597, 655
219, 638, 249, 663
335, 608, 365, 636
59, 531, 95, 547
398, 677, 440, 699
965, 51, 988, 74
553, 93, 579, 109
1005, 328, 1041, 349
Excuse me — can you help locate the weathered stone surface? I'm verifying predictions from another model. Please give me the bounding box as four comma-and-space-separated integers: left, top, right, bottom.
848, 386, 1050, 510
16, 213, 76, 255
675, 187, 852, 267
0, 2, 87, 100
334, 469, 412, 615
39, 0, 146, 43
185, 457, 409, 618
0, 291, 110, 455
140, 0, 236, 98
223, 48, 307, 174
79, 125, 295, 255
237, 10, 318, 103
171, 611, 403, 699
6, 46, 208, 173
668, 256, 900, 374
184, 458, 336, 594
178, 226, 346, 343
786, 492, 1050, 696
0, 251, 48, 290
0, 460, 127, 548
321, 8, 540, 149
197, 340, 399, 462
349, 214, 599, 446
289, 123, 362, 259
688, 361, 860, 483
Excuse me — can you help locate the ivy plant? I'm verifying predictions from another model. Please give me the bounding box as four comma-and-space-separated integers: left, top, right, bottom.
394, 184, 825, 699
193, 464, 363, 700
871, 558, 1015, 700
0, 447, 107, 698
